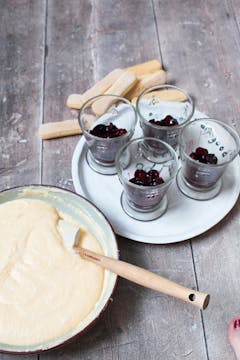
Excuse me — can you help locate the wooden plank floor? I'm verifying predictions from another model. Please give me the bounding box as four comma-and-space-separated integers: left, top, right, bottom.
0, 1, 240, 359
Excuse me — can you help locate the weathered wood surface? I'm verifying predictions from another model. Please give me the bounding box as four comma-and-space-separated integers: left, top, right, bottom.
41, 1, 206, 360
0, 0, 240, 359
153, 0, 240, 359
0, 1, 45, 359
0, 0, 45, 191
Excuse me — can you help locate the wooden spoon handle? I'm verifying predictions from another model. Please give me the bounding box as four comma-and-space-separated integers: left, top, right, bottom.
74, 247, 210, 310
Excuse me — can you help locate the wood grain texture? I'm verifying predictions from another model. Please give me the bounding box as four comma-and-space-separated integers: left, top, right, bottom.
0, 1, 45, 359
153, 0, 240, 359
41, 0, 95, 190
74, 0, 207, 358
1, 0, 240, 359
41, 0, 207, 358
0, 0, 45, 193
42, 240, 207, 360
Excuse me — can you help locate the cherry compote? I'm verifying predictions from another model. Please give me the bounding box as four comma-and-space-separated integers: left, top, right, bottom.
129, 169, 164, 186
190, 147, 218, 164
149, 115, 179, 127
90, 122, 127, 138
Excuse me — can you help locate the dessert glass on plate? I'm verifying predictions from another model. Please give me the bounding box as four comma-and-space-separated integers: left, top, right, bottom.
136, 85, 194, 150
78, 94, 137, 175
115, 137, 178, 221
176, 118, 240, 200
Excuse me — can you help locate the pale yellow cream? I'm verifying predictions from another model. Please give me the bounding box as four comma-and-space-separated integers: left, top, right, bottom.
0, 199, 104, 345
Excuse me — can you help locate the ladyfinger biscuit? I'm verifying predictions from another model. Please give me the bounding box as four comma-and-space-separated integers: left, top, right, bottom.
131, 89, 188, 104
126, 59, 162, 76
67, 68, 124, 109
125, 70, 167, 100
66, 94, 83, 109
39, 113, 98, 139
39, 119, 81, 139
92, 71, 137, 116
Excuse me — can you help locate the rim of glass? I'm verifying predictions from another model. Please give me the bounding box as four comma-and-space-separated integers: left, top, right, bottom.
179, 118, 240, 167
136, 84, 195, 129
78, 94, 137, 142
115, 137, 179, 190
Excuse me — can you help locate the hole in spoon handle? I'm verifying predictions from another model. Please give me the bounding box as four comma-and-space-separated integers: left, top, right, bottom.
189, 293, 196, 301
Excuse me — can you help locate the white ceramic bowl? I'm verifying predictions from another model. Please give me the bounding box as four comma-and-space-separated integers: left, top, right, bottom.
0, 185, 118, 354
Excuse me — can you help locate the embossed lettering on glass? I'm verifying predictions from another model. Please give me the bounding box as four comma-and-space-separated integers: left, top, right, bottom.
176, 118, 240, 200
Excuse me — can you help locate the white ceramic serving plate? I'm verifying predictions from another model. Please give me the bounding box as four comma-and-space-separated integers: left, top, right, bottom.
0, 185, 118, 354
72, 110, 240, 244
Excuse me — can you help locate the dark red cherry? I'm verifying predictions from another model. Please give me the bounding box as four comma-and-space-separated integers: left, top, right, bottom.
199, 155, 208, 163
206, 153, 218, 164
190, 152, 197, 160
116, 129, 127, 136
196, 147, 208, 156
129, 178, 145, 185
190, 147, 218, 164
90, 124, 106, 136
142, 174, 151, 186
148, 169, 159, 179
150, 177, 164, 186
130, 168, 164, 186
90, 122, 127, 138
161, 115, 179, 126
149, 115, 178, 127
149, 119, 156, 124
135, 169, 147, 179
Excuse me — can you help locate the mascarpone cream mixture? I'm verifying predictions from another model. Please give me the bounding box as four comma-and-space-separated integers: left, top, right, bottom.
0, 199, 104, 345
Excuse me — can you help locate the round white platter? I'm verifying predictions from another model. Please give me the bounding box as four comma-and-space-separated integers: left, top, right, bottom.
72, 110, 240, 244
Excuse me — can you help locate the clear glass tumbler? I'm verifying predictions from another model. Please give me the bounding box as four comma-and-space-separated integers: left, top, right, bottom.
78, 95, 137, 175
136, 85, 194, 150
176, 118, 240, 200
115, 137, 178, 221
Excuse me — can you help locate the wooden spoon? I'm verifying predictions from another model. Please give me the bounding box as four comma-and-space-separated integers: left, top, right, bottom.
73, 245, 210, 310
58, 220, 210, 310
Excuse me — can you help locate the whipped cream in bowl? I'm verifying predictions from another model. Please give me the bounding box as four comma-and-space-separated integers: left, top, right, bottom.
0, 185, 118, 354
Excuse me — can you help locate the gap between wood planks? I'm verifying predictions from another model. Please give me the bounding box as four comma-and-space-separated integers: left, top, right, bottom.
39, 0, 48, 185
151, 1, 209, 358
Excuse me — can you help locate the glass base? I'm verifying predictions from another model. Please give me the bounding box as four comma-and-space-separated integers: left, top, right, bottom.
120, 192, 168, 221
86, 150, 117, 175
176, 168, 222, 200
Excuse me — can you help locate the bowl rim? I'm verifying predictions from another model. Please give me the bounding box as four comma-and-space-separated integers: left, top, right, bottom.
0, 184, 119, 355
